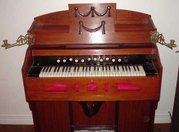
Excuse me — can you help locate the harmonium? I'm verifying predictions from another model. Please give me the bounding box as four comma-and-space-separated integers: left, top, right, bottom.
21, 3, 162, 132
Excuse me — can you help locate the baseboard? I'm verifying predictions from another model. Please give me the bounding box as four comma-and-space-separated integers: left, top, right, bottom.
0, 114, 171, 124
154, 114, 171, 124
0, 114, 33, 124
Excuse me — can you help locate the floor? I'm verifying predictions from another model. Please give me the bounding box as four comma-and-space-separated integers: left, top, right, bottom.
154, 124, 171, 132
0, 124, 170, 132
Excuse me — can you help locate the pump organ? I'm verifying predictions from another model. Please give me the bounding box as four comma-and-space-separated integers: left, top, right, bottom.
22, 3, 162, 132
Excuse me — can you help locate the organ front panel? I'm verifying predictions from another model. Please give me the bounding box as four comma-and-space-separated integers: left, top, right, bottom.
22, 3, 162, 132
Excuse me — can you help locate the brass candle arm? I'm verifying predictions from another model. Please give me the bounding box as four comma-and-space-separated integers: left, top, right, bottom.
2, 33, 33, 49
151, 31, 177, 50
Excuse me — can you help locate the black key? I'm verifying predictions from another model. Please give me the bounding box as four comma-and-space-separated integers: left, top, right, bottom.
57, 66, 60, 72
117, 65, 119, 71
125, 66, 128, 71
122, 65, 124, 71
42, 67, 46, 72
62, 66, 65, 72
134, 65, 136, 71
45, 66, 49, 72
76, 66, 79, 72
108, 66, 110, 71
65, 66, 68, 72
136, 65, 139, 71
68, 66, 71, 72
97, 66, 99, 71
54, 66, 57, 72
113, 66, 115, 71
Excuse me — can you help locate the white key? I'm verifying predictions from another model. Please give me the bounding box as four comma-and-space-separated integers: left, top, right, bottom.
126, 66, 130, 76
78, 66, 83, 77
39, 66, 45, 77
130, 65, 136, 76
80, 66, 85, 77
138, 65, 146, 76
96, 66, 100, 77
60, 66, 65, 77
55, 66, 60, 77
66, 66, 70, 77
44, 67, 49, 77
134, 65, 140, 76
88, 66, 92, 77
70, 66, 74, 77
98, 66, 102, 76
58, 66, 63, 77
116, 66, 121, 76
103, 66, 107, 77
63, 66, 68, 77
112, 66, 116, 76
73, 66, 78, 77
121, 66, 126, 76
49, 66, 55, 77
110, 66, 114, 76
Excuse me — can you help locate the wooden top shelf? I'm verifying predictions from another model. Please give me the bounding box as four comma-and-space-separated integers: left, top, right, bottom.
28, 3, 156, 45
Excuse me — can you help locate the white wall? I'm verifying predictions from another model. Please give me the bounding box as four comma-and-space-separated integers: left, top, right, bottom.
0, 0, 179, 124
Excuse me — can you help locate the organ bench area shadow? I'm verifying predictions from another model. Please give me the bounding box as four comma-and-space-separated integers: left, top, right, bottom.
9, 3, 164, 132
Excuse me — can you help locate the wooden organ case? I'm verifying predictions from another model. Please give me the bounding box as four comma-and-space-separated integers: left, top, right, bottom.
22, 3, 162, 132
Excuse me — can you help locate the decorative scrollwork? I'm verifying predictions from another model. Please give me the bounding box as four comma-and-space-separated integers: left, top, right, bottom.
79, 21, 106, 34
2, 33, 33, 49
151, 31, 177, 50
74, 6, 111, 17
